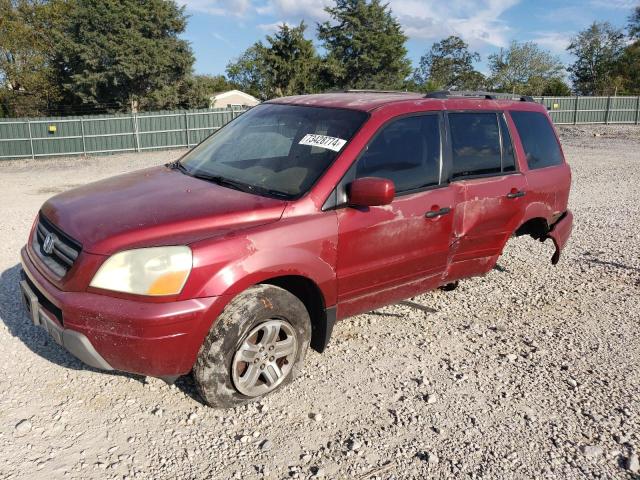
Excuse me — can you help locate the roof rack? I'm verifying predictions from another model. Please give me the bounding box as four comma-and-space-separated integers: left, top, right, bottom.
425, 90, 497, 99
425, 90, 536, 102
342, 89, 415, 94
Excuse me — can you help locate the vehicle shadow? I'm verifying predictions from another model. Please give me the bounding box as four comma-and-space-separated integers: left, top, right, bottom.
0, 263, 204, 404
583, 255, 640, 273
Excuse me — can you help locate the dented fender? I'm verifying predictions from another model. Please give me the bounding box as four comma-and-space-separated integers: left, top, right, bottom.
546, 210, 573, 265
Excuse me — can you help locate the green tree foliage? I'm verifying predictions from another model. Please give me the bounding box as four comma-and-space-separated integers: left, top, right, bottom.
629, 5, 640, 40
226, 44, 269, 100
0, 0, 67, 116
413, 36, 485, 91
488, 41, 565, 95
567, 22, 625, 95
317, 0, 411, 90
181, 75, 234, 109
614, 7, 640, 94
227, 22, 319, 100
615, 42, 640, 94
262, 22, 320, 97
53, 0, 194, 113
541, 77, 573, 96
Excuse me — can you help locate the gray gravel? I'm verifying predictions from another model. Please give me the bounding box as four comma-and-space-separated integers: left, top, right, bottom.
0, 125, 639, 479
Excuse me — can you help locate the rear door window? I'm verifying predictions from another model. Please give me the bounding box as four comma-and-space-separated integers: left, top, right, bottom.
449, 113, 502, 178
510, 111, 563, 169
356, 114, 441, 193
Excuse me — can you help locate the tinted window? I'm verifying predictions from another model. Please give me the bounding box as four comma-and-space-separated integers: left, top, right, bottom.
181, 104, 368, 198
499, 114, 516, 172
510, 111, 563, 169
449, 113, 502, 178
356, 115, 441, 193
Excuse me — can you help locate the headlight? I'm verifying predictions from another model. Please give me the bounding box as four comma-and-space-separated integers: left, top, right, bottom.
90, 246, 192, 296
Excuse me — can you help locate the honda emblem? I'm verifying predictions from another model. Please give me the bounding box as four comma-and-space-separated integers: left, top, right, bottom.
42, 234, 55, 255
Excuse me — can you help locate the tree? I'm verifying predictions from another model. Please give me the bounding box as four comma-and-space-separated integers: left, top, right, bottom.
629, 5, 640, 40
317, 0, 412, 90
541, 78, 572, 96
226, 44, 269, 100
616, 7, 640, 94
181, 75, 234, 109
0, 0, 67, 117
615, 42, 640, 94
488, 41, 565, 95
413, 36, 485, 91
53, 0, 194, 113
567, 22, 625, 95
262, 22, 320, 97
227, 22, 319, 100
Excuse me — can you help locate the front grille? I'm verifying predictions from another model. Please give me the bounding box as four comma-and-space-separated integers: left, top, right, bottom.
32, 214, 82, 278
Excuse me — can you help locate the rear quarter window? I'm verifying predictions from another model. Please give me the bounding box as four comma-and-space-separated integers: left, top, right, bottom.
510, 111, 563, 169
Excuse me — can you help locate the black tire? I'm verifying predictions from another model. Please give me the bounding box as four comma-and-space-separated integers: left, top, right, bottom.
193, 284, 311, 408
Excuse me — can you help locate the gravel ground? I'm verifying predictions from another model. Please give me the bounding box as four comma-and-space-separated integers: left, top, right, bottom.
0, 125, 639, 479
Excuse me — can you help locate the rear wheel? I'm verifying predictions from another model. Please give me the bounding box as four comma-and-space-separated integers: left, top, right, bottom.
193, 284, 311, 408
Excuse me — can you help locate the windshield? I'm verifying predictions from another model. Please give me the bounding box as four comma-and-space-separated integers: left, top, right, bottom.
180, 104, 368, 198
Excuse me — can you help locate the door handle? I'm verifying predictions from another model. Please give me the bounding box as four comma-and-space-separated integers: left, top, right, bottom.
506, 190, 526, 199
425, 207, 451, 218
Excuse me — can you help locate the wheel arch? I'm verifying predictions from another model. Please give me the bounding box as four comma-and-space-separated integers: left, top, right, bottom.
194, 247, 338, 353
514, 216, 550, 240
261, 275, 335, 353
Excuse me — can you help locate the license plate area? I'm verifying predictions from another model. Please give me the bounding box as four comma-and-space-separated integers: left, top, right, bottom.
19, 279, 63, 345
19, 280, 41, 326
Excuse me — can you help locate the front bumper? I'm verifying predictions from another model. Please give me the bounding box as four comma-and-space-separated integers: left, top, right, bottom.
20, 279, 114, 371
20, 247, 228, 378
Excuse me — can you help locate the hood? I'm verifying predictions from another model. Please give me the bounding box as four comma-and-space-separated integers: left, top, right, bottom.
41, 166, 287, 255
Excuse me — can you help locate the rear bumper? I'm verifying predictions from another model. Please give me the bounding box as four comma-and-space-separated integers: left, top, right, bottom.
20, 247, 229, 377
547, 210, 573, 265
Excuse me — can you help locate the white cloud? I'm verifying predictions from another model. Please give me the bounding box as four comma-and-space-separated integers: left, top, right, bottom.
180, 0, 520, 48
257, 21, 289, 32
266, 0, 332, 21
391, 0, 520, 48
589, 0, 636, 9
178, 0, 252, 16
179, 0, 329, 19
211, 31, 235, 47
531, 31, 573, 55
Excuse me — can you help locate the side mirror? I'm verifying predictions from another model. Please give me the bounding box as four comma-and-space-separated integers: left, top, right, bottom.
349, 177, 395, 207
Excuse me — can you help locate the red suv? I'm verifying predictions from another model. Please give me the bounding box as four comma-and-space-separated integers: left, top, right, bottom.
20, 91, 573, 407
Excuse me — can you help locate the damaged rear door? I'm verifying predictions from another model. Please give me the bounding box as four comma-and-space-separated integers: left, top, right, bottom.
445, 112, 527, 275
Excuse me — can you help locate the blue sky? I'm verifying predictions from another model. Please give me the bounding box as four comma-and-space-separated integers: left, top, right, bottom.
178, 0, 637, 76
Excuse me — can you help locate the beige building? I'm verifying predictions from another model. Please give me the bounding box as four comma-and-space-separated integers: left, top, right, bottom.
209, 90, 260, 109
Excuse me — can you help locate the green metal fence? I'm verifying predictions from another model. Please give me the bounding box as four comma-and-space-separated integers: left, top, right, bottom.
1, 96, 640, 160
0, 106, 248, 160
534, 96, 640, 125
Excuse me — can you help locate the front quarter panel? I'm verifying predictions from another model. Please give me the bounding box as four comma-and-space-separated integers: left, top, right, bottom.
187, 210, 339, 306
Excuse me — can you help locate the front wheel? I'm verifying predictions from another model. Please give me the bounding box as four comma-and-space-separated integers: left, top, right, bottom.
193, 284, 311, 408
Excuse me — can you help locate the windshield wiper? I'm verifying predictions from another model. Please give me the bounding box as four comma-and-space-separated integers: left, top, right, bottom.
196, 173, 293, 199
171, 163, 292, 199
254, 187, 291, 199
167, 160, 190, 175
190, 173, 257, 194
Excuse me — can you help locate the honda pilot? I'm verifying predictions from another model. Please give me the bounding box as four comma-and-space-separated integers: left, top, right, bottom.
20, 91, 573, 408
